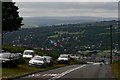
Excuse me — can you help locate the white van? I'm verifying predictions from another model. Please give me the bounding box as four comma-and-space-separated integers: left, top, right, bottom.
23, 50, 35, 59
57, 54, 70, 64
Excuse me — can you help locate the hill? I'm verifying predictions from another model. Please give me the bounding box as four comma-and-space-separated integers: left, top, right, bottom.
3, 20, 119, 53
22, 16, 117, 28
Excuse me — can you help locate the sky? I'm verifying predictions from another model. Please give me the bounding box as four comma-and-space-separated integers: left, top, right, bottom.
13, 0, 118, 18
13, 0, 119, 2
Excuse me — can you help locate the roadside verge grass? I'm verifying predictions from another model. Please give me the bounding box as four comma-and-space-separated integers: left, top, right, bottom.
1, 59, 86, 79
111, 61, 120, 80
1, 64, 65, 79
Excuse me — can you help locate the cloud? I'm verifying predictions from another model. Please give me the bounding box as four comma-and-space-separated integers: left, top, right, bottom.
15, 2, 118, 18
13, 0, 119, 2
16, 2, 117, 10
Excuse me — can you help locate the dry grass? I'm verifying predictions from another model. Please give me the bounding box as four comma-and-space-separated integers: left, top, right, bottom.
111, 61, 120, 80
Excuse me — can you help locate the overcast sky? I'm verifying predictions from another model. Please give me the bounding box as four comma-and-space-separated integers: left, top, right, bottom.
14, 2, 118, 18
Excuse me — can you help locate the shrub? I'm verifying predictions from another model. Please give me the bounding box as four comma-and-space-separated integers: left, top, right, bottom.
3, 58, 26, 68
53, 60, 59, 65
70, 59, 87, 65
18, 58, 26, 65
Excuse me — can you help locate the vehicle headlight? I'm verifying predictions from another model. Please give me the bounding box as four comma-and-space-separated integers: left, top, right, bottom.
65, 59, 68, 61
29, 61, 33, 63
2, 60, 6, 62
57, 59, 60, 61
40, 62, 44, 64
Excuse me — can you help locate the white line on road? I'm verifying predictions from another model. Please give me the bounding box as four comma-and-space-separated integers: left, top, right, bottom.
49, 65, 86, 80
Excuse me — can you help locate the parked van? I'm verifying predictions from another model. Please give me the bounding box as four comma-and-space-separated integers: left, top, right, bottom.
23, 50, 35, 59
57, 54, 70, 64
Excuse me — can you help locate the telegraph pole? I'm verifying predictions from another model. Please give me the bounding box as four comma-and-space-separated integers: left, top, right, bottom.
110, 25, 113, 64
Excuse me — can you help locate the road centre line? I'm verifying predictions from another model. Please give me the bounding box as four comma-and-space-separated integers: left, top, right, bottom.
49, 65, 86, 80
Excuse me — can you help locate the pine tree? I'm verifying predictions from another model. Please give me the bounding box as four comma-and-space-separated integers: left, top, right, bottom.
2, 2, 23, 32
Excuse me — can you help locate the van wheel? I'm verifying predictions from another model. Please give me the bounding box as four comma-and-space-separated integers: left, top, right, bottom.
29, 65, 31, 67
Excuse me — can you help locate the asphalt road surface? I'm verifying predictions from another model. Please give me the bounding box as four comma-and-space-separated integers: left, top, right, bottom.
14, 63, 116, 80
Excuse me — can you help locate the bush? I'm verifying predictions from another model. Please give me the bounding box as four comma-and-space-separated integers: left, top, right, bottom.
113, 60, 120, 64
53, 60, 59, 65
3, 58, 26, 68
2, 59, 19, 68
70, 59, 87, 65
18, 58, 26, 65
2, 45, 30, 53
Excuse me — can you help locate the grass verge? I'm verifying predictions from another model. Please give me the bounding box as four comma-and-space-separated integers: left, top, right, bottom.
1, 64, 65, 79
110, 61, 120, 80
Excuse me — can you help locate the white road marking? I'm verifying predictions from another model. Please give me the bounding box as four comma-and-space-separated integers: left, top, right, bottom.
28, 73, 58, 77
93, 63, 100, 65
42, 74, 58, 77
28, 74, 41, 77
49, 65, 86, 80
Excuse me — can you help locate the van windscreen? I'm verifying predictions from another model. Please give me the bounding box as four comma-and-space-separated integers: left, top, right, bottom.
24, 52, 33, 55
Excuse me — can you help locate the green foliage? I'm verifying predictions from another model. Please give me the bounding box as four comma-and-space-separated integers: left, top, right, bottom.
35, 49, 47, 56
18, 58, 26, 65
2, 45, 30, 53
2, 45, 60, 60
111, 61, 120, 80
2, 62, 65, 79
70, 59, 87, 65
3, 58, 26, 68
45, 51, 60, 59
3, 20, 119, 52
2, 2, 23, 32
35, 49, 60, 59
113, 60, 120, 63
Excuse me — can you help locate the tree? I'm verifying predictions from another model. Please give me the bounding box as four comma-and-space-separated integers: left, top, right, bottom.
2, 2, 23, 32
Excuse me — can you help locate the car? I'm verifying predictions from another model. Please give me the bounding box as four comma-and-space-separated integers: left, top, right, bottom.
29, 56, 47, 67
0, 50, 5, 53
97, 60, 105, 65
0, 50, 10, 54
57, 54, 70, 64
0, 52, 21, 67
23, 50, 35, 59
43, 56, 53, 66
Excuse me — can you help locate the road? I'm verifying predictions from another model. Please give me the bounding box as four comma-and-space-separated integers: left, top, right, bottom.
14, 63, 115, 80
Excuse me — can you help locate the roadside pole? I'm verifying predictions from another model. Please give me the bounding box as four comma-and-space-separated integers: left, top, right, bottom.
110, 25, 113, 64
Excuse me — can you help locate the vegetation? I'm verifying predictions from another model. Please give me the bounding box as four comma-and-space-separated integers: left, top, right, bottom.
2, 44, 30, 53
3, 45, 60, 60
1, 45, 60, 78
3, 20, 119, 53
70, 59, 87, 65
35, 49, 60, 60
111, 61, 120, 80
2, 2, 23, 32
1, 45, 88, 79
2, 20, 119, 79
1, 64, 65, 79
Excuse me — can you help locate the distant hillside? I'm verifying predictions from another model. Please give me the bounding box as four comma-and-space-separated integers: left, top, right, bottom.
22, 16, 117, 28
3, 20, 119, 53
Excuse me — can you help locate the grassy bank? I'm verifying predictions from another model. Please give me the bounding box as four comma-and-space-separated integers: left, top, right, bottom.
1, 45, 86, 79
1, 59, 86, 79
1, 64, 65, 79
111, 61, 120, 80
